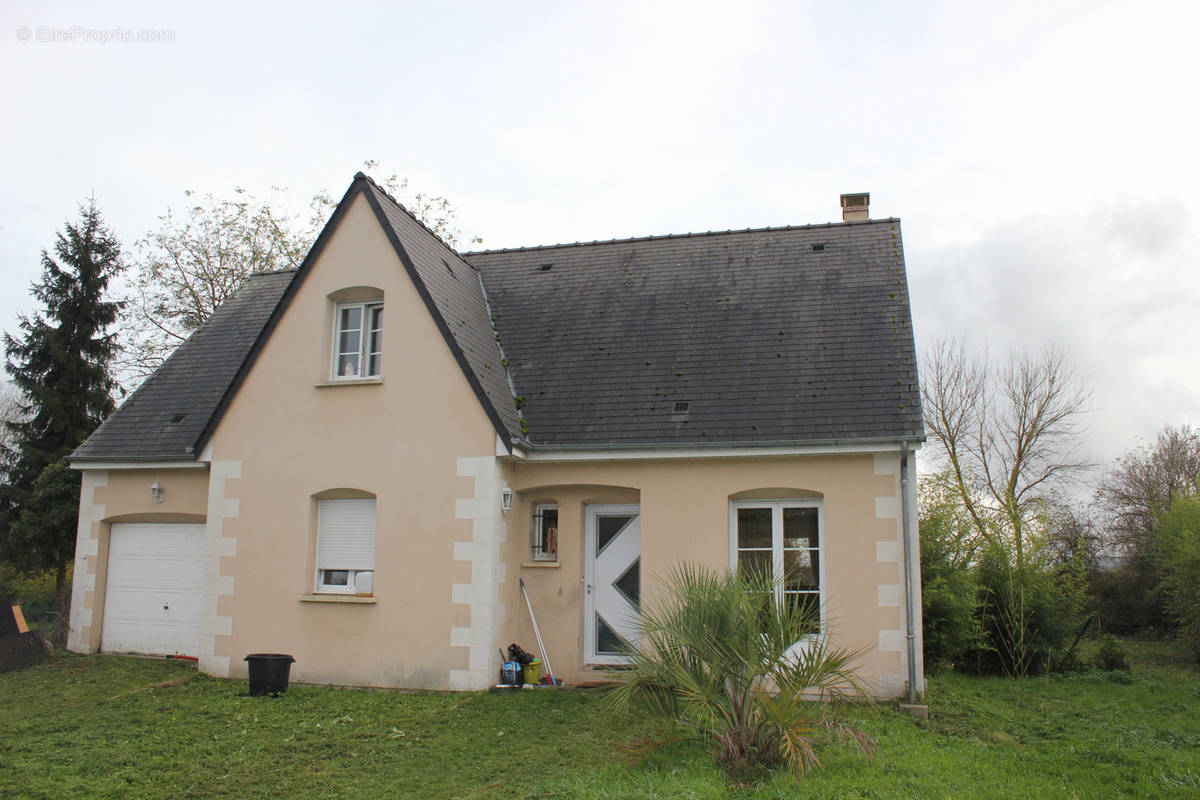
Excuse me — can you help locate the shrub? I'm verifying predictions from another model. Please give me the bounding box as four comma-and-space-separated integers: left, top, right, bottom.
1051, 646, 1087, 674
0, 564, 60, 622
606, 564, 875, 781
919, 516, 980, 671
1092, 634, 1131, 672
963, 546, 1081, 676
1153, 495, 1200, 658
923, 570, 980, 672
918, 473, 982, 671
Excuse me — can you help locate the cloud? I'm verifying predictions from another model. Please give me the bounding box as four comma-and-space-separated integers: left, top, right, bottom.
911, 197, 1200, 467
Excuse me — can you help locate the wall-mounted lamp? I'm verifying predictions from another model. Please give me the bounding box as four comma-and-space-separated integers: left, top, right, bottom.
150, 481, 165, 503
500, 487, 513, 514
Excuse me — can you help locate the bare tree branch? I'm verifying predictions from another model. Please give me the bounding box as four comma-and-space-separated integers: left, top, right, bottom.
116, 163, 481, 387
1097, 424, 1200, 559
921, 339, 1093, 568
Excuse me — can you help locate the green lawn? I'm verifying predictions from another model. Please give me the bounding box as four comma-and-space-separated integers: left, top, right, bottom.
2, 655, 1198, 799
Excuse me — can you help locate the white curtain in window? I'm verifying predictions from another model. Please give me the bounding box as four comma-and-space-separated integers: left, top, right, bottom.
317, 499, 376, 571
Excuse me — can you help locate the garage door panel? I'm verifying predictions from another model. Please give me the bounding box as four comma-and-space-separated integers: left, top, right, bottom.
109, 554, 203, 589
102, 523, 205, 657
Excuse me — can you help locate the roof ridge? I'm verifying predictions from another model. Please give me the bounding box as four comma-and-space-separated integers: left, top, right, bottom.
462, 217, 901, 256
354, 172, 480, 271
247, 268, 299, 277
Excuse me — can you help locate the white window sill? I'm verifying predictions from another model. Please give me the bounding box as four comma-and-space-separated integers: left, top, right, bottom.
314, 377, 384, 388
521, 561, 560, 569
299, 594, 376, 604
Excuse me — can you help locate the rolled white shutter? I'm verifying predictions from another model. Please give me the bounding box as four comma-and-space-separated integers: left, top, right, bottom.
317, 499, 376, 571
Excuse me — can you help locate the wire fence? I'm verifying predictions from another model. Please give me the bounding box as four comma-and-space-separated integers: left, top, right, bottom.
34, 611, 67, 650
1073, 601, 1200, 680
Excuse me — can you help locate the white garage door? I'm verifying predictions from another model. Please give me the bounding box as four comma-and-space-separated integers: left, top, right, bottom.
102, 523, 205, 657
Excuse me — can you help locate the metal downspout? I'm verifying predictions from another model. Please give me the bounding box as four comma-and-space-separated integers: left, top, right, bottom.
900, 442, 920, 703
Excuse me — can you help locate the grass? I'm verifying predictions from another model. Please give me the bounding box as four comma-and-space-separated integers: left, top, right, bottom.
2, 654, 1199, 799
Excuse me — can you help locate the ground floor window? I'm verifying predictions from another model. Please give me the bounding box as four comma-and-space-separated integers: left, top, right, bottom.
531, 503, 558, 561
731, 500, 822, 630
316, 498, 376, 594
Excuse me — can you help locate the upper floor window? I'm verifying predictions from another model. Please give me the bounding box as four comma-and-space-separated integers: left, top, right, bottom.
332, 301, 383, 379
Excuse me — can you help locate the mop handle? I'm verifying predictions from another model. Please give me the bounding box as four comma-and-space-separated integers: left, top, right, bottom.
522, 579, 551, 679
520, 578, 556, 685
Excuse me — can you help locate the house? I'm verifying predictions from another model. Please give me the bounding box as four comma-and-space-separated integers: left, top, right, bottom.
66, 174, 925, 697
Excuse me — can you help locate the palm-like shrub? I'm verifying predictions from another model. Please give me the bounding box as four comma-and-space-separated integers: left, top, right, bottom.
606, 564, 876, 780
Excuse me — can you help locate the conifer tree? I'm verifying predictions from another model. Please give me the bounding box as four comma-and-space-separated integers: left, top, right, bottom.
1, 200, 124, 613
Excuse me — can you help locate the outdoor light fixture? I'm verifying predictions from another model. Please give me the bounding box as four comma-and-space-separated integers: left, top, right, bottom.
500, 487, 513, 514
150, 481, 164, 503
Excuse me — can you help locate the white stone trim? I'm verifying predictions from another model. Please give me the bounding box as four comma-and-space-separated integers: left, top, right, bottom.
877, 673, 906, 698
199, 459, 240, 677
878, 583, 903, 608
874, 457, 915, 697
876, 540, 902, 562
449, 455, 507, 691
879, 628, 905, 653
873, 452, 900, 476
874, 496, 899, 519
67, 470, 108, 653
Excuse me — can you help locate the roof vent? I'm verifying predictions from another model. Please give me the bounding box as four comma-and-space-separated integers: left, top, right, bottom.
672, 401, 691, 413
170, 414, 186, 424
840, 192, 870, 222
538, 263, 554, 272
811, 243, 825, 252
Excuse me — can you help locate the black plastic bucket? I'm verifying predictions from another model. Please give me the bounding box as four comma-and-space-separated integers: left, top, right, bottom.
244, 653, 295, 696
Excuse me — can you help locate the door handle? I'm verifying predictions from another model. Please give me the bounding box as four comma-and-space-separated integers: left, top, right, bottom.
162, 604, 169, 611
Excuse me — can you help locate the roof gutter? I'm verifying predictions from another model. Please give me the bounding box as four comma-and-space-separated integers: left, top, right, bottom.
506, 435, 924, 461
67, 457, 206, 471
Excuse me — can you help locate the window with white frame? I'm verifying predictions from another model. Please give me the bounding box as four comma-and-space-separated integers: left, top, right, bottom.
531, 503, 558, 561
332, 301, 383, 379
731, 500, 822, 633
316, 498, 376, 594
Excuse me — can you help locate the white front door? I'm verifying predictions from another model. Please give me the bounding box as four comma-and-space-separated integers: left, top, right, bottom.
102, 523, 205, 657
584, 504, 641, 664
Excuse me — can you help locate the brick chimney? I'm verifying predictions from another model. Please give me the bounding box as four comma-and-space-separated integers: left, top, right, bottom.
840, 192, 869, 222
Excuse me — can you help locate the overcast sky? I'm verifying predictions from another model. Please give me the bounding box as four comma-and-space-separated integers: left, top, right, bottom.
2, 0, 1196, 480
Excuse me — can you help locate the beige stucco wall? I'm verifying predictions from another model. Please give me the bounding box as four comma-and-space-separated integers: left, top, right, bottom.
501, 452, 922, 697
202, 192, 502, 689
67, 466, 211, 653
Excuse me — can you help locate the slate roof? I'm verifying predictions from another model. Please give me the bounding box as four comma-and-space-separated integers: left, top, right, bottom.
467, 221, 923, 447
70, 270, 296, 461
72, 174, 922, 462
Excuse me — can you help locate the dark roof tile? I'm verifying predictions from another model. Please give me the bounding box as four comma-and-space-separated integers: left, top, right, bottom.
467, 221, 923, 447
71, 271, 295, 461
